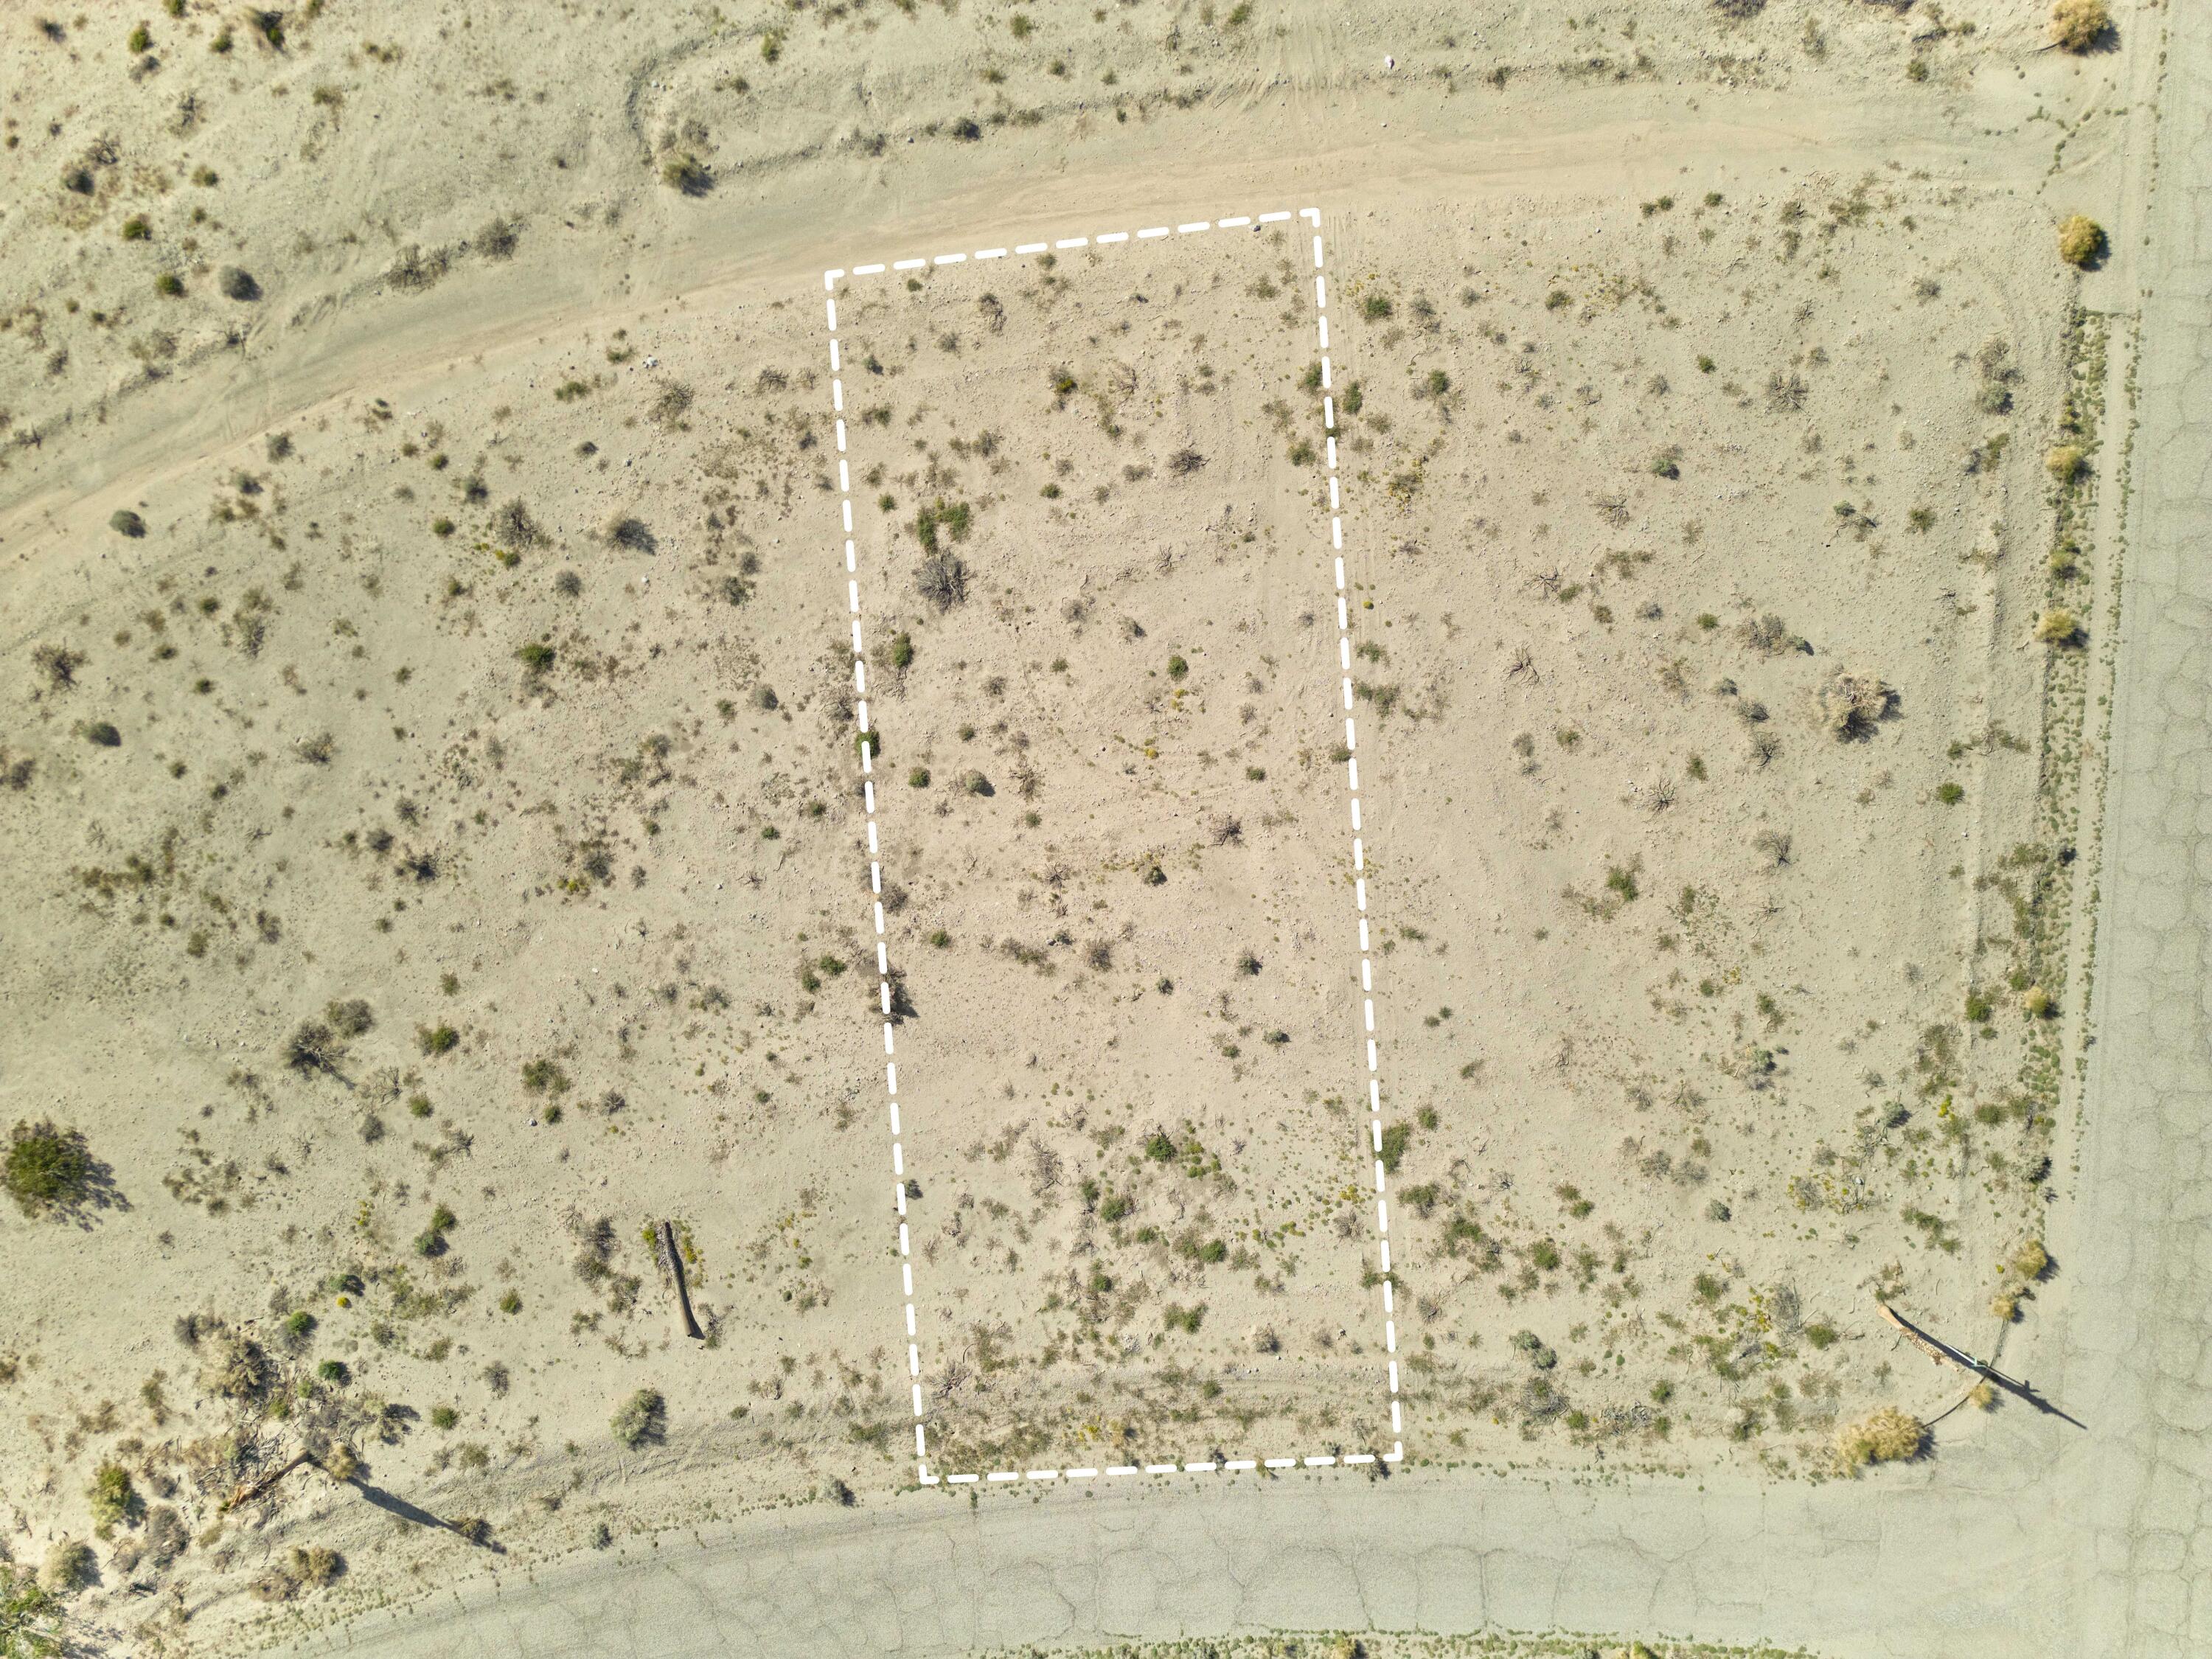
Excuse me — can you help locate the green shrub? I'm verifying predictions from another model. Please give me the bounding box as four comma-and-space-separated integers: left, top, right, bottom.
1, 1564, 65, 1643
913, 497, 973, 552
661, 153, 712, 195
108, 509, 145, 538
521, 1058, 569, 1094
1378, 1122, 1411, 1174
5, 1121, 94, 1217
88, 1462, 136, 1530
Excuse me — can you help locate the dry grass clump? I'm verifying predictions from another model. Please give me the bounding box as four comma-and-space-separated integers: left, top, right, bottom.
2033, 607, 2082, 646
249, 1545, 344, 1601
2045, 444, 2087, 484
1992, 1234, 2053, 1321
2056, 214, 2106, 268
2050, 0, 2109, 53
1819, 671, 1895, 741
41, 1539, 95, 1593
1833, 1405, 1926, 1472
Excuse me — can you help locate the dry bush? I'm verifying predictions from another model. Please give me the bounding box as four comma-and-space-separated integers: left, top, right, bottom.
916, 552, 968, 613
2034, 607, 2082, 645
142, 1506, 187, 1569
1740, 612, 1798, 655
386, 244, 450, 292
495, 498, 543, 549
2045, 444, 2087, 484
199, 1332, 272, 1402
2056, 214, 2107, 268
1833, 1405, 1925, 1471
475, 215, 521, 260
2050, 0, 2109, 52
650, 382, 694, 428
610, 1388, 665, 1447
31, 644, 82, 691
1820, 672, 1895, 741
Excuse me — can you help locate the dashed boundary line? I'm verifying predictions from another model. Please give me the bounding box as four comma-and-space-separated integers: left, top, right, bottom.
817, 206, 1405, 1489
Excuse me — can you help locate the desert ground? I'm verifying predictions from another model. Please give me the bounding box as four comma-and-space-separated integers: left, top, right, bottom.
0, 0, 2162, 1655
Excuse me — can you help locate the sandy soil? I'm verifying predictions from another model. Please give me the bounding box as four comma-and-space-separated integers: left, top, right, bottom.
0, 0, 2135, 1652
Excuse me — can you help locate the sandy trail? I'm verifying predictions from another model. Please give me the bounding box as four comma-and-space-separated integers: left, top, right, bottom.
0, 77, 2043, 632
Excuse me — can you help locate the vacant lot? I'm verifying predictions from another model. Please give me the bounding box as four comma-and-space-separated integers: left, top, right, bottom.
831, 224, 1392, 1478
0, 0, 2126, 1651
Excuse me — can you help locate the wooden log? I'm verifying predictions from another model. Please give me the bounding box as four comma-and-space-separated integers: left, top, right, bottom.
1877, 1300, 1966, 1368
223, 1449, 314, 1512
658, 1220, 705, 1340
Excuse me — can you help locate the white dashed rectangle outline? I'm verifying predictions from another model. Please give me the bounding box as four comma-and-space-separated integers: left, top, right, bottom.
819, 207, 1405, 1489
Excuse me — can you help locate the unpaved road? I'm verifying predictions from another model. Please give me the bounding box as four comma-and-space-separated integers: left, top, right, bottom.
232, 6, 2208, 1654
